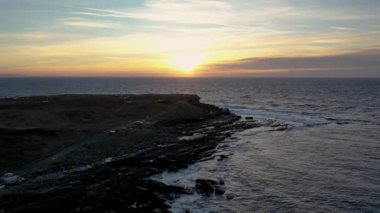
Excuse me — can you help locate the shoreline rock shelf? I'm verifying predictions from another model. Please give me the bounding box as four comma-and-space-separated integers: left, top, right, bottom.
0, 94, 291, 212
195, 179, 226, 196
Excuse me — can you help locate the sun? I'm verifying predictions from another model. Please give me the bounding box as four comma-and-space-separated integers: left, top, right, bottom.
168, 53, 205, 72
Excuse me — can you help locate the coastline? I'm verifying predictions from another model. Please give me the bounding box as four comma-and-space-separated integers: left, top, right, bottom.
0, 94, 289, 212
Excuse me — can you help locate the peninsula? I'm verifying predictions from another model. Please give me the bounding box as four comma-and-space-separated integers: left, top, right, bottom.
0, 94, 287, 212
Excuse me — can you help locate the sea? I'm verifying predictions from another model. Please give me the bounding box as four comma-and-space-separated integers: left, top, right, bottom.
0, 77, 379, 212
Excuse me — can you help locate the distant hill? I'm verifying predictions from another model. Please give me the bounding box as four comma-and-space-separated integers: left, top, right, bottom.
0, 73, 26, 77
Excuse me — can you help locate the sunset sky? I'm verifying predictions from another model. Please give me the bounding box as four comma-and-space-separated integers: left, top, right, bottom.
1, 0, 379, 77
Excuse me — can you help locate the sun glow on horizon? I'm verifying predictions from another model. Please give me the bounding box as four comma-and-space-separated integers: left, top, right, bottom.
1, 1, 379, 77
167, 53, 205, 73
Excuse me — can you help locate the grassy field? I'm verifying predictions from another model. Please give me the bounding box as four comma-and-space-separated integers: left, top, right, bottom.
0, 94, 213, 173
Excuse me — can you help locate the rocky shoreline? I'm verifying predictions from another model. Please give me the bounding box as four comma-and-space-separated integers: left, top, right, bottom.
0, 95, 289, 212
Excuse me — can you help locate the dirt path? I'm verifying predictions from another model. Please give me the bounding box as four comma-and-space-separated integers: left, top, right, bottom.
13, 126, 126, 177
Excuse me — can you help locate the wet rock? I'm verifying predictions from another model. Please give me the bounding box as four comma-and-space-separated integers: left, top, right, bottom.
1, 173, 24, 185
217, 155, 228, 161
226, 193, 235, 200
195, 179, 216, 194
215, 186, 226, 195
168, 165, 179, 172
275, 126, 287, 131
336, 121, 349, 125
245, 116, 254, 120
178, 133, 206, 141
195, 179, 225, 195
181, 209, 191, 213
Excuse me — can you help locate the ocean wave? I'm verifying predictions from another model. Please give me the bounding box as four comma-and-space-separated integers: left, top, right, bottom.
218, 103, 329, 127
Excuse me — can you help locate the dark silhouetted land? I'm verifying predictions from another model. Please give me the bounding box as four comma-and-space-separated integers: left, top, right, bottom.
0, 94, 288, 212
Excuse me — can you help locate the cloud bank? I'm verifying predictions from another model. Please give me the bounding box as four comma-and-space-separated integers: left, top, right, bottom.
1, 0, 380, 77
207, 50, 380, 77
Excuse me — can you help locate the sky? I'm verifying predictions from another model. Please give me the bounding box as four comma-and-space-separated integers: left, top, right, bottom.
0, 0, 379, 77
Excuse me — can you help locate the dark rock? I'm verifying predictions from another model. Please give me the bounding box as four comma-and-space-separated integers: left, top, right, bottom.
195, 179, 217, 192
168, 166, 179, 172
217, 155, 228, 161
156, 99, 173, 104
275, 126, 288, 131
222, 108, 230, 114
0, 104, 266, 212
245, 116, 254, 120
195, 179, 225, 195
336, 121, 349, 125
215, 186, 226, 195
226, 193, 235, 200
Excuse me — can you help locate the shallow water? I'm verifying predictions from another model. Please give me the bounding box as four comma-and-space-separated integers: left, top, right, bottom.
155, 122, 379, 212
1, 77, 379, 212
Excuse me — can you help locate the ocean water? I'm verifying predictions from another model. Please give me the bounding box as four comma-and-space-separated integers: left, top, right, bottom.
1, 78, 379, 212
